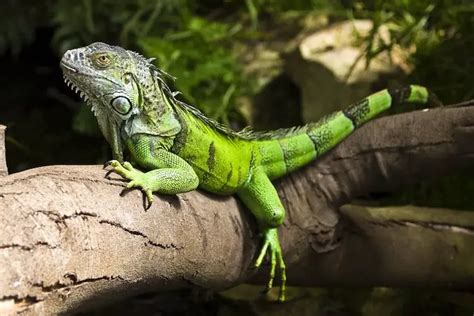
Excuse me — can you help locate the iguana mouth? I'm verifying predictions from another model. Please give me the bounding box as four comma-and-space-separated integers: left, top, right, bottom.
60, 58, 96, 102
62, 74, 89, 101
60, 60, 78, 73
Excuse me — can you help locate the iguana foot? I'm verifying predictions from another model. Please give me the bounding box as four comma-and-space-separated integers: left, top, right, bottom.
255, 227, 287, 302
105, 160, 154, 205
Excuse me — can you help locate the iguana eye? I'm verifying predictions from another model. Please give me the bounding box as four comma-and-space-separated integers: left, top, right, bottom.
111, 96, 132, 115
93, 53, 112, 68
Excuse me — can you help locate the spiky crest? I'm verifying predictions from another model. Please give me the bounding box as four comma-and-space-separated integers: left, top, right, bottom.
149, 65, 319, 141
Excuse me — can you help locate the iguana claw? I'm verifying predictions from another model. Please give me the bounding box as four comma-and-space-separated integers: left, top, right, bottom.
103, 160, 115, 169
104, 160, 155, 207
255, 228, 287, 302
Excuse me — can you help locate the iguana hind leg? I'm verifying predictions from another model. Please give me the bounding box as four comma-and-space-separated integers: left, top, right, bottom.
237, 167, 287, 302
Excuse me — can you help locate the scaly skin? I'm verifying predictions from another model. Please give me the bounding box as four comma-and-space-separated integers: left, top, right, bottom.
60, 42, 439, 301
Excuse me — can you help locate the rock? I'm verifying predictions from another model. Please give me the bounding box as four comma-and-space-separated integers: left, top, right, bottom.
234, 14, 329, 129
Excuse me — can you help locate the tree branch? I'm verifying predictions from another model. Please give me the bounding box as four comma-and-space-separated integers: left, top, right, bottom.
0, 125, 7, 177
1, 106, 474, 314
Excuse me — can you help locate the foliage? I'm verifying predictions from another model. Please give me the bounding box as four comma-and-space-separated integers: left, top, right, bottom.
0, 0, 46, 55
52, 0, 183, 53
2, 0, 473, 120
138, 17, 246, 123
347, 0, 474, 102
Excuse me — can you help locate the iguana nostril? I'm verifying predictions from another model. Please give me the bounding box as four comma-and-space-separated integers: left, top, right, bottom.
63, 51, 72, 61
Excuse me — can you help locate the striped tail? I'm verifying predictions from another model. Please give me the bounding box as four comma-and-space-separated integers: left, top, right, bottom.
259, 85, 438, 179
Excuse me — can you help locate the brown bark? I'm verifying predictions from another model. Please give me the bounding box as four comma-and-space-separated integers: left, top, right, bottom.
1, 106, 474, 314
0, 125, 7, 177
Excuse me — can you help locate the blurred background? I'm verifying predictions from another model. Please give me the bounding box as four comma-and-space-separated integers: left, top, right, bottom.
0, 0, 473, 315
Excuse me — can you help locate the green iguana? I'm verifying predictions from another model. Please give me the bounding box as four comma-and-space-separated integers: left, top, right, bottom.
60, 42, 438, 301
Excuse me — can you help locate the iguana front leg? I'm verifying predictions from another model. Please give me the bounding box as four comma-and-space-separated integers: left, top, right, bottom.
237, 167, 287, 301
106, 148, 199, 204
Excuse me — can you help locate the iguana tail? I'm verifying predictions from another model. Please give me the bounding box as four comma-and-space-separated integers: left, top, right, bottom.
258, 85, 439, 179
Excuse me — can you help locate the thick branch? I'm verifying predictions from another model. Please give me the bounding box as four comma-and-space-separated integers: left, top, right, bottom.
1, 106, 474, 314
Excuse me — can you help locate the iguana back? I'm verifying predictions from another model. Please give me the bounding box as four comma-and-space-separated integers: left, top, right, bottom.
170, 85, 432, 186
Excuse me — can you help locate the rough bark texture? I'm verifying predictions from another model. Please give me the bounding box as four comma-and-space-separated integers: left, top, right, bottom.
0, 125, 7, 177
1, 106, 474, 315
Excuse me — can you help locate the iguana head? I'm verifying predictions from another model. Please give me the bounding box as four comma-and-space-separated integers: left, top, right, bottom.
60, 42, 180, 160
60, 42, 145, 118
